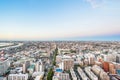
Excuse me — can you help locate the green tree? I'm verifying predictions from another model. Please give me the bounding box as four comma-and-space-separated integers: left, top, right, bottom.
52, 48, 58, 66
47, 68, 54, 80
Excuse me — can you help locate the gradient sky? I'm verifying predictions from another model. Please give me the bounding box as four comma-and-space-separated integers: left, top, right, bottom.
0, 0, 120, 41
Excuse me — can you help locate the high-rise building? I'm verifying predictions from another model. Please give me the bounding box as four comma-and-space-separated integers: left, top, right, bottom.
22, 61, 30, 73
116, 55, 120, 63
27, 64, 35, 74
61, 59, 74, 71
103, 61, 109, 72
0, 59, 10, 75
35, 60, 44, 72
109, 63, 116, 74
89, 57, 95, 65
85, 53, 95, 65
84, 59, 89, 66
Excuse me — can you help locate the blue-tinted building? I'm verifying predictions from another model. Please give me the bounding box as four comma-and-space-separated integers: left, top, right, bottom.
56, 68, 62, 72
116, 70, 120, 75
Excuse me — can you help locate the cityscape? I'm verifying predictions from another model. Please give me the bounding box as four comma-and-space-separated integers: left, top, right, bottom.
0, 0, 120, 80
0, 41, 120, 80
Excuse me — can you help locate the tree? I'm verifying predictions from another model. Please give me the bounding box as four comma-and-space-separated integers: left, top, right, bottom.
52, 48, 58, 66
47, 68, 54, 80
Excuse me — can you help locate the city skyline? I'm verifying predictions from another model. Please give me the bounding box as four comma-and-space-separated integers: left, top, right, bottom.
0, 0, 120, 41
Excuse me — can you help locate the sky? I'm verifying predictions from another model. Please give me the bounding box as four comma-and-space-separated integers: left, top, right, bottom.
0, 0, 120, 41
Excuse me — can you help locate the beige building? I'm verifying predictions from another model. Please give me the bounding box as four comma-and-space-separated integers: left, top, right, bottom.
60, 59, 74, 71
22, 61, 30, 73
91, 65, 110, 80
35, 60, 44, 72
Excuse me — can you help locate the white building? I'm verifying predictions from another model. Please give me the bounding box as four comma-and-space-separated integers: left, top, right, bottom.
100, 54, 116, 62
32, 72, 44, 78
34, 72, 44, 80
91, 65, 110, 80
0, 59, 10, 75
0, 77, 7, 80
70, 68, 77, 80
77, 67, 89, 80
8, 74, 28, 80
52, 76, 59, 80
35, 60, 44, 72
84, 53, 95, 65
59, 73, 70, 80
84, 67, 98, 80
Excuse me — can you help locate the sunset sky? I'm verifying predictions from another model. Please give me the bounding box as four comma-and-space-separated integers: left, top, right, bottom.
0, 0, 120, 41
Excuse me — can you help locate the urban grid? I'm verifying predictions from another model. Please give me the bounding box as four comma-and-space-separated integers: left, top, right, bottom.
0, 0, 120, 80
0, 41, 120, 80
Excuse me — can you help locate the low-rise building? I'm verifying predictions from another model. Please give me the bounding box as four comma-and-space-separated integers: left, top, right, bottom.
70, 68, 77, 80
8, 74, 28, 80
84, 67, 98, 80
77, 67, 89, 80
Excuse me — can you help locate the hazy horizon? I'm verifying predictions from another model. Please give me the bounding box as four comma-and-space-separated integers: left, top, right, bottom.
0, 0, 120, 41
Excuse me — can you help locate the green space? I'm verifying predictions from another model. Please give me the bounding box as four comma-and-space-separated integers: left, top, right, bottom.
47, 48, 58, 80
52, 48, 58, 66
47, 68, 54, 80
